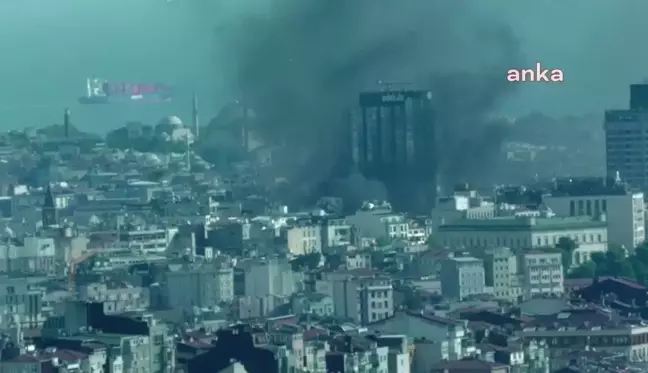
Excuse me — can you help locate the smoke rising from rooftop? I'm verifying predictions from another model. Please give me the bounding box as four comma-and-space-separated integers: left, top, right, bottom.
219, 0, 522, 204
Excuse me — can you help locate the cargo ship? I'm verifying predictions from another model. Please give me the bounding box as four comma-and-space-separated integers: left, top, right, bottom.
79, 77, 173, 104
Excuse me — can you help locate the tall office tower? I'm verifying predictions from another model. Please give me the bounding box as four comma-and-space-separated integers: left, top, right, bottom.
64, 108, 71, 138
605, 83, 648, 190
349, 89, 437, 213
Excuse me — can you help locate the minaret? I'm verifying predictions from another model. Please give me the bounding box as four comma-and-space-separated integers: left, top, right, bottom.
192, 94, 199, 139
185, 135, 192, 172
64, 108, 71, 139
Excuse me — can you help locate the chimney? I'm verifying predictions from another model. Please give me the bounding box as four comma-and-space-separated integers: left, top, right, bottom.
64, 108, 71, 138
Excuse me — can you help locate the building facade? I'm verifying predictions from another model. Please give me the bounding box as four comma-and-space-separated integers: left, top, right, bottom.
543, 177, 645, 251
437, 215, 608, 267
605, 83, 648, 191
347, 89, 437, 213
440, 257, 486, 301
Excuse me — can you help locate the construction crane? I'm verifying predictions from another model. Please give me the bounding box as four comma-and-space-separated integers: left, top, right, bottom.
68, 249, 100, 294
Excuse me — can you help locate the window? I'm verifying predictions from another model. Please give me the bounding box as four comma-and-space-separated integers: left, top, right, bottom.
569, 200, 575, 216
586, 200, 592, 215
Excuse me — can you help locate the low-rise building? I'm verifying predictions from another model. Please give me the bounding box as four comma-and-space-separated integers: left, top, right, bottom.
440, 257, 486, 301
543, 177, 645, 252
291, 292, 334, 317
519, 251, 564, 298
437, 215, 608, 267
483, 247, 521, 301
324, 270, 394, 325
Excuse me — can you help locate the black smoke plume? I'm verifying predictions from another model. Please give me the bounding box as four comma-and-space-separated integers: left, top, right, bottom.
219, 0, 522, 207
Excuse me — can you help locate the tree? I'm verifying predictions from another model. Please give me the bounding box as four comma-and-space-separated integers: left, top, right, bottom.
376, 237, 391, 247
568, 261, 596, 278
555, 236, 577, 270
426, 234, 439, 248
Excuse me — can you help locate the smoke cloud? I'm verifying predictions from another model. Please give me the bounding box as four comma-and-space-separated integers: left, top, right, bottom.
217, 0, 522, 205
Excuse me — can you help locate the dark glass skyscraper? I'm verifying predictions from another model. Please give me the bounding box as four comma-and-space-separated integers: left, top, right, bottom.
349, 89, 437, 213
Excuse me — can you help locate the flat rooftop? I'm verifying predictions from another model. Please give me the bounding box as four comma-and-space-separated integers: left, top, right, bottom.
439, 216, 606, 232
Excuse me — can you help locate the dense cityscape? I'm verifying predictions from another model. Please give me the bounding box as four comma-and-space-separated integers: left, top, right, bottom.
4, 1, 648, 373
0, 79, 644, 373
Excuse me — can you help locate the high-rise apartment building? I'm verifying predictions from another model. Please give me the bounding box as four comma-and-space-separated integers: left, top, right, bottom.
605, 83, 648, 190
347, 89, 437, 213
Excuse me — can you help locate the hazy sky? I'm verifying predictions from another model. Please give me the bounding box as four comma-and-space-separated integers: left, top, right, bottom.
1, 0, 647, 132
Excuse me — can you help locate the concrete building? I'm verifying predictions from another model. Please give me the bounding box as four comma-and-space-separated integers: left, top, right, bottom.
323, 271, 394, 325
285, 222, 322, 256
291, 292, 334, 318
369, 311, 475, 373
326, 335, 389, 373
440, 257, 486, 301
604, 83, 648, 191
118, 227, 178, 254
320, 217, 353, 251
437, 215, 608, 267
519, 307, 648, 363
483, 247, 521, 301
347, 201, 409, 240
78, 282, 149, 314
347, 89, 437, 213
375, 334, 411, 373
543, 177, 645, 251
431, 187, 496, 230
158, 260, 234, 309
304, 340, 329, 373
241, 257, 295, 299
0, 236, 56, 274
519, 251, 564, 298
0, 275, 46, 328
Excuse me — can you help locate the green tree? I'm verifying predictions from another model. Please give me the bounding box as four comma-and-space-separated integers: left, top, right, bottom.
426, 234, 439, 248
555, 236, 577, 270
376, 237, 391, 246
567, 261, 596, 278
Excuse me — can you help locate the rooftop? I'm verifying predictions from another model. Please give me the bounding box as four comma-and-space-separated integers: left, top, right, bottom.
547, 177, 632, 197
439, 215, 606, 232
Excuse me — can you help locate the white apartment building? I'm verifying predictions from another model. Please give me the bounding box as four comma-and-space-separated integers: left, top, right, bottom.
543, 177, 645, 251
484, 247, 521, 301
347, 201, 409, 240
437, 215, 608, 266
519, 308, 648, 362
286, 223, 322, 256
0, 236, 56, 274
119, 227, 179, 254
323, 271, 394, 325
369, 311, 475, 371
304, 340, 328, 373
440, 257, 485, 301
375, 335, 411, 373
241, 257, 295, 298
431, 188, 496, 230
321, 217, 353, 249
519, 251, 564, 299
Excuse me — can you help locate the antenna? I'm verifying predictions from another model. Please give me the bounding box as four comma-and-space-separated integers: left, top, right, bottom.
377, 80, 411, 92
